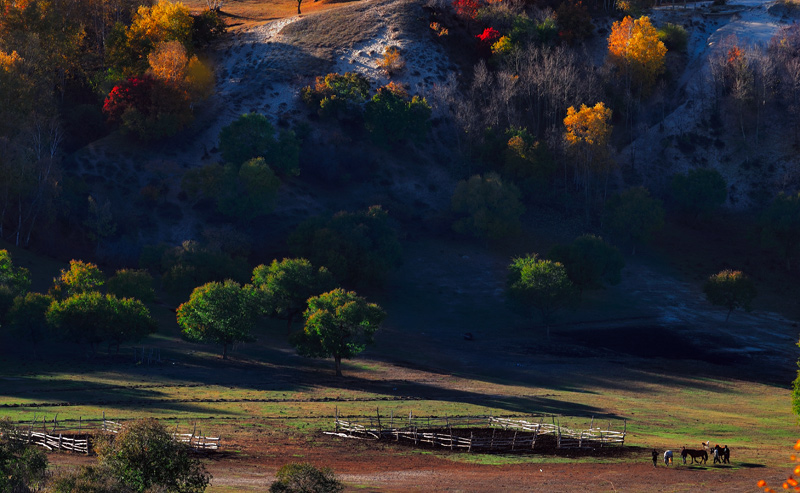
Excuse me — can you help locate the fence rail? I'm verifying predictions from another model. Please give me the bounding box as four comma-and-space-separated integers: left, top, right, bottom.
329, 410, 626, 453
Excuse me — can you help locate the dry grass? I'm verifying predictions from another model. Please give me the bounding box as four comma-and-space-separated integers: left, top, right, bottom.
182, 0, 360, 30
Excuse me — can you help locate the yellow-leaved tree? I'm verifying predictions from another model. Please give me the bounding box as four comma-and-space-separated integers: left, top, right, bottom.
608, 16, 666, 93
563, 102, 613, 217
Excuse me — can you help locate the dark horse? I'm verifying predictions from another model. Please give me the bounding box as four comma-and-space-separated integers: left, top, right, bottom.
681, 446, 708, 464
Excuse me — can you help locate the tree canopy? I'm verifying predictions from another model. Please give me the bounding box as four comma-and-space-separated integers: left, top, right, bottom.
605, 187, 665, 254
608, 15, 667, 92
703, 270, 757, 321
291, 288, 385, 377
269, 463, 344, 493
251, 258, 337, 332
507, 254, 576, 330
451, 173, 525, 241
670, 168, 728, 220
548, 234, 624, 295
177, 280, 261, 359
760, 192, 800, 270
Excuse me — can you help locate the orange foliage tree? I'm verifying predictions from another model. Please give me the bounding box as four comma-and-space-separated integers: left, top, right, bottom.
563, 102, 613, 214
608, 15, 666, 92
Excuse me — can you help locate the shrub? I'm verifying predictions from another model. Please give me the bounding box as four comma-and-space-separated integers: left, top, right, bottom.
0, 419, 48, 493
451, 173, 525, 240
364, 84, 432, 146
192, 9, 226, 47
658, 23, 688, 53
98, 418, 210, 493
300, 72, 371, 120
107, 269, 155, 302
218, 113, 301, 176
379, 46, 405, 75
269, 463, 344, 493
556, 0, 593, 45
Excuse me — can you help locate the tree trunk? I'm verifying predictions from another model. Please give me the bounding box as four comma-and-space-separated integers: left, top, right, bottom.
334, 355, 342, 377
297, 0, 301, 14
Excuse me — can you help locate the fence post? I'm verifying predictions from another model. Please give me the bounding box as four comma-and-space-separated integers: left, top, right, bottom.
59, 434, 62, 450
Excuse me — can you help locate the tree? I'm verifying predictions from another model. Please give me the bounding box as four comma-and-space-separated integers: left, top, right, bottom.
215, 158, 281, 221
548, 234, 624, 295
177, 280, 260, 359
760, 192, 800, 270
269, 463, 344, 493
50, 259, 105, 299
8, 292, 53, 357
47, 292, 157, 353
507, 254, 576, 334
300, 72, 371, 120
291, 289, 385, 377
451, 173, 525, 241
364, 84, 431, 146
605, 187, 664, 254
502, 127, 556, 193
608, 16, 666, 92
251, 258, 336, 332
563, 102, 613, 214
0, 250, 30, 320
296, 0, 303, 15
217, 113, 300, 175
0, 418, 48, 493
98, 418, 210, 493
703, 270, 756, 322
107, 269, 155, 302
287, 206, 402, 288
670, 168, 727, 220
125, 0, 194, 72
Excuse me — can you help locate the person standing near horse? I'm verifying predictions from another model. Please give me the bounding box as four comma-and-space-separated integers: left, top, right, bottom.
664, 450, 673, 466
723, 445, 730, 464
713, 444, 722, 464
652, 449, 658, 467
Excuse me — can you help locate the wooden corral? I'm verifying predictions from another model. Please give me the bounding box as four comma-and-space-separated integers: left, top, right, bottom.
326, 410, 626, 453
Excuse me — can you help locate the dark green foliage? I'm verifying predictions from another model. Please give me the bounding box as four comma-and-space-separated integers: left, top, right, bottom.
364, 85, 431, 146
251, 258, 337, 332
0, 250, 31, 296
218, 113, 300, 175
47, 292, 156, 353
760, 192, 800, 270
793, 365, 800, 417
269, 463, 344, 493
142, 241, 251, 298
50, 465, 133, 493
0, 285, 14, 326
451, 173, 525, 241
9, 293, 53, 352
291, 289, 385, 377
215, 158, 281, 221
177, 280, 261, 359
548, 235, 624, 294
192, 9, 226, 48
503, 127, 556, 193
288, 206, 402, 288
605, 187, 665, 254
658, 23, 688, 52
98, 418, 210, 493
507, 254, 577, 327
703, 270, 757, 322
0, 419, 48, 493
670, 168, 727, 219
107, 269, 155, 302
301, 72, 371, 120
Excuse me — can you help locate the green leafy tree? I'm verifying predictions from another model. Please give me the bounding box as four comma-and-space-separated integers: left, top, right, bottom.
502, 127, 556, 193
177, 280, 260, 359
0, 418, 48, 493
291, 289, 385, 377
548, 235, 624, 295
107, 269, 155, 302
300, 72, 371, 120
364, 84, 432, 146
47, 292, 156, 354
9, 292, 53, 357
507, 254, 576, 334
760, 192, 800, 270
0, 249, 30, 322
215, 158, 281, 221
50, 259, 105, 299
605, 187, 665, 254
288, 206, 402, 288
218, 113, 300, 175
670, 168, 727, 220
451, 173, 525, 241
703, 270, 757, 322
269, 463, 344, 493
98, 418, 210, 493
251, 258, 337, 332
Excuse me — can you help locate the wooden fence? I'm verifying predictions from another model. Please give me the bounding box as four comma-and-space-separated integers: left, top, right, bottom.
8, 429, 90, 454
328, 410, 626, 453
103, 419, 221, 451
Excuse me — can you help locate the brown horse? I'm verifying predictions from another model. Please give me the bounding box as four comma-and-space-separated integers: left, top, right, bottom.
681, 446, 708, 464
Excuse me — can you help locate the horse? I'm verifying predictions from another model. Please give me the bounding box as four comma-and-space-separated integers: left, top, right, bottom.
681, 446, 708, 464
664, 450, 674, 465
